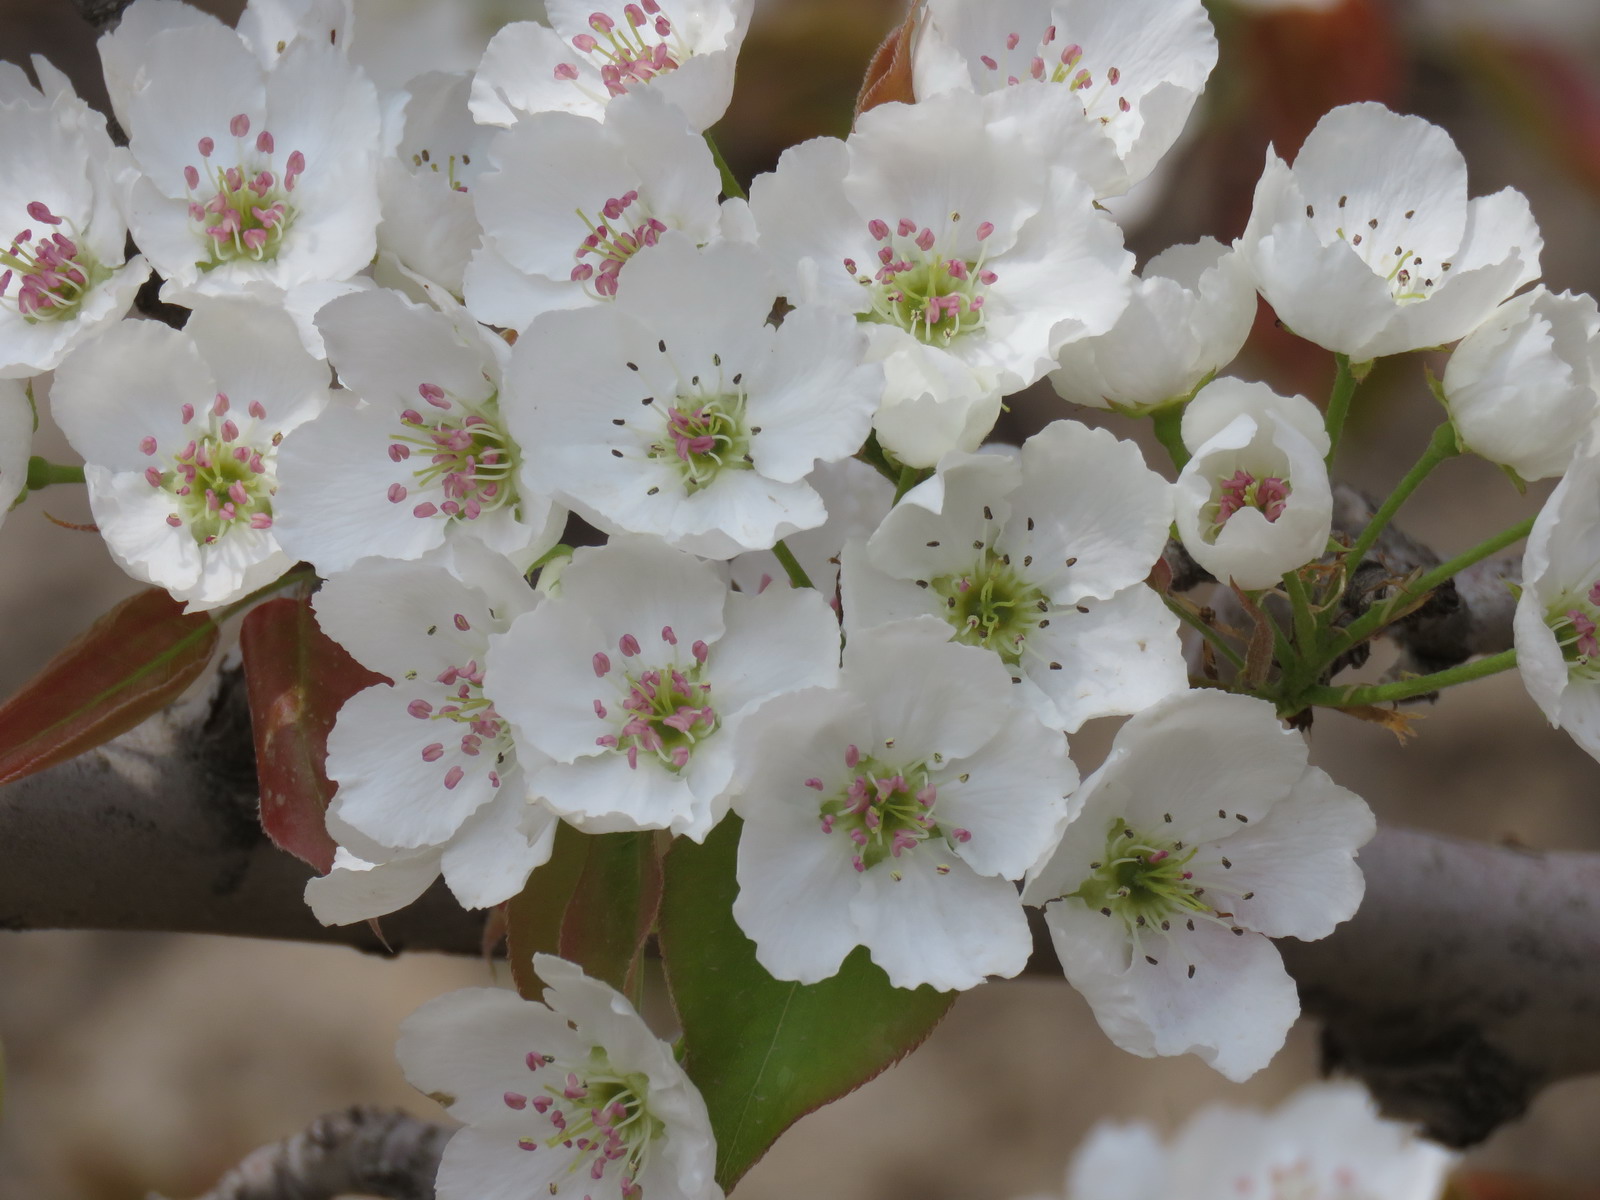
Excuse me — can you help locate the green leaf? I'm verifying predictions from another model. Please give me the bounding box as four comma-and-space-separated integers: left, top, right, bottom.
559, 830, 662, 999
239, 597, 389, 874
503, 822, 592, 999
659, 816, 955, 1188
0, 587, 219, 787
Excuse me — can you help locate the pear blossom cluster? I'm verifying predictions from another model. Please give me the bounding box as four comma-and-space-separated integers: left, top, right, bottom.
17, 0, 1600, 1188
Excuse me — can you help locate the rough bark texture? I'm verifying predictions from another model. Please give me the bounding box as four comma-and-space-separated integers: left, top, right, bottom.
171, 1107, 451, 1200
67, 0, 135, 32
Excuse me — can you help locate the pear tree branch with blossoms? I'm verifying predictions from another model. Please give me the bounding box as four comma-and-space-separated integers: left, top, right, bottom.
3, 0, 1600, 1196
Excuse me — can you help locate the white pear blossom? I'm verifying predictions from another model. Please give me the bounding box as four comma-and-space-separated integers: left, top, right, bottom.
1238, 102, 1543, 362
728, 457, 894, 601
1514, 439, 1600, 765
842, 421, 1184, 733
1443, 286, 1600, 482
397, 955, 721, 1200
306, 545, 559, 923
1173, 378, 1332, 590
0, 58, 149, 378
505, 233, 881, 559
50, 298, 329, 610
1049, 238, 1255, 413
470, 0, 754, 131
1024, 690, 1374, 1081
733, 618, 1077, 992
0, 376, 31, 532
464, 87, 724, 332
488, 535, 841, 841
378, 71, 493, 297
749, 87, 1133, 468
911, 0, 1218, 197
273, 286, 564, 576
99, 0, 382, 303
1063, 1082, 1455, 1200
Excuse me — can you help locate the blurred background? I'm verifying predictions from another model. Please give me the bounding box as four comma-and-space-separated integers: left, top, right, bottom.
3, 0, 1600, 1195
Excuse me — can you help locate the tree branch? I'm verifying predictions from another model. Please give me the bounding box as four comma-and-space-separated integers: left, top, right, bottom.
166, 1107, 451, 1200
65, 0, 136, 33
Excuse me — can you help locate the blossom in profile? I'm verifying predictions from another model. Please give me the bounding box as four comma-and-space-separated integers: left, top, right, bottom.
733, 619, 1077, 992
1024, 690, 1374, 1080
912, 0, 1218, 198
1238, 102, 1542, 362
1443, 286, 1600, 482
49, 298, 329, 610
1173, 378, 1332, 590
397, 954, 721, 1200
1514, 439, 1600, 765
0, 59, 149, 378
1061, 1082, 1455, 1200
470, 0, 754, 131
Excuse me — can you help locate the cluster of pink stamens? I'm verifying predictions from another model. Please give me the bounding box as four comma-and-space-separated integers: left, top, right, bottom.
386, 382, 516, 523
0, 201, 104, 321
977, 27, 1132, 114
812, 744, 968, 876
572, 190, 666, 297
183, 114, 304, 264
505, 1048, 653, 1197
553, 3, 689, 97
593, 626, 716, 771
847, 216, 997, 344
1553, 579, 1600, 672
141, 391, 276, 543
1215, 469, 1291, 526
406, 616, 509, 791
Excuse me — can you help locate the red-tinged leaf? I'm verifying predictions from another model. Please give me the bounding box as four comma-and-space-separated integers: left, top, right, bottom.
660, 816, 955, 1189
506, 822, 592, 999
1447, 1173, 1600, 1200
559, 830, 663, 996
854, 1, 922, 120
0, 587, 220, 787
239, 596, 388, 875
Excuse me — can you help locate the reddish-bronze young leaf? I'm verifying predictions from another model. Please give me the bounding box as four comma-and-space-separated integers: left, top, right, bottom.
506, 822, 592, 999
0, 587, 220, 787
854, 1, 922, 120
559, 830, 663, 996
239, 596, 388, 875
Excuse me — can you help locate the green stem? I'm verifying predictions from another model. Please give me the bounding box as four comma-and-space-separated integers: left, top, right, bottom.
1161, 594, 1244, 670
1334, 515, 1535, 653
704, 132, 746, 201
893, 464, 927, 504
1282, 570, 1320, 662
212, 566, 319, 623
1150, 405, 1189, 471
855, 432, 901, 486
1323, 354, 1360, 463
771, 539, 814, 590
1342, 422, 1459, 579
1301, 647, 1517, 708
25, 457, 84, 490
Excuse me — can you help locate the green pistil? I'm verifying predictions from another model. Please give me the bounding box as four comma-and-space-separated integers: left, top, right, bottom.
649, 391, 752, 494
1071, 818, 1211, 934
1547, 590, 1600, 681
819, 754, 959, 876
930, 552, 1047, 666
163, 436, 271, 545
862, 258, 986, 346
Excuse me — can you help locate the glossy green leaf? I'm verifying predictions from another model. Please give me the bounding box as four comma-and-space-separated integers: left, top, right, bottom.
559, 830, 663, 998
0, 587, 219, 787
659, 816, 955, 1188
239, 597, 388, 874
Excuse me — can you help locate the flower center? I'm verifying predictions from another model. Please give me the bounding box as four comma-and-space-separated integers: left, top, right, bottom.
973, 26, 1134, 117
571, 189, 667, 298
384, 382, 518, 523
846, 216, 998, 346
593, 627, 718, 771
554, 3, 691, 97
1210, 468, 1291, 534
1072, 818, 1210, 933
406, 625, 512, 792
812, 745, 970, 877
184, 115, 304, 268
505, 1045, 663, 1199
1546, 577, 1600, 681
1236, 1161, 1375, 1200
931, 550, 1047, 666
1303, 197, 1454, 304
140, 391, 278, 544
0, 202, 109, 323
645, 366, 752, 493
